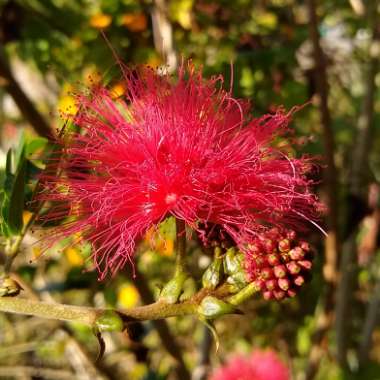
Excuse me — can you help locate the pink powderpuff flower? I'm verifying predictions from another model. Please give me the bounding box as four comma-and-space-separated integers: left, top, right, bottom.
39, 61, 322, 277
210, 349, 290, 380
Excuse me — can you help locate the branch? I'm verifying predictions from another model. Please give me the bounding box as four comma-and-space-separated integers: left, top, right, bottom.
151, 0, 177, 71
307, 0, 339, 282
336, 1, 380, 367
0, 286, 229, 326
0, 50, 53, 139
304, 0, 340, 377
0, 366, 74, 380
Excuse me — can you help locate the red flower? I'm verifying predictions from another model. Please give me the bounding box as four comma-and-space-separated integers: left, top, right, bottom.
210, 349, 290, 380
40, 62, 321, 277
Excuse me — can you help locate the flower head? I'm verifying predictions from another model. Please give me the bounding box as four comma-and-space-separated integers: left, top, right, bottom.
40, 62, 321, 277
245, 227, 314, 300
210, 349, 290, 380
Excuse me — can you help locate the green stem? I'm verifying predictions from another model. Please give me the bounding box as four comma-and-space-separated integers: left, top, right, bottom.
0, 285, 233, 326
227, 282, 260, 306
0, 296, 201, 325
4, 235, 24, 274
0, 297, 100, 324
175, 218, 187, 276
3, 211, 38, 275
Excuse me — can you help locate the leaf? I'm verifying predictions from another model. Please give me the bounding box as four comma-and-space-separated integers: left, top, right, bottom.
14, 131, 26, 168
5, 148, 13, 177
1, 147, 27, 235
25, 137, 48, 157
7, 155, 27, 235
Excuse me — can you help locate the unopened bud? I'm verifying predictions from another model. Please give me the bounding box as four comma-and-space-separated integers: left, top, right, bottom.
274, 265, 287, 278
224, 248, 238, 275
255, 256, 267, 268
263, 239, 276, 253
289, 247, 305, 260
278, 239, 290, 253
95, 310, 123, 332
227, 271, 248, 290
202, 259, 223, 289
298, 260, 312, 270
252, 279, 265, 291
278, 278, 290, 291
198, 296, 236, 319
273, 290, 286, 300
286, 261, 301, 275
263, 291, 273, 300
265, 279, 277, 291
261, 268, 273, 280
294, 275, 305, 286
299, 241, 310, 251
267, 253, 280, 266
160, 272, 187, 304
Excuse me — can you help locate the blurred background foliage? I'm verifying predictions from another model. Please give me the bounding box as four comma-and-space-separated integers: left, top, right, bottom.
0, 0, 380, 379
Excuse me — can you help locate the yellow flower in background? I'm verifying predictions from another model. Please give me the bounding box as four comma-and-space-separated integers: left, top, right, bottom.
117, 283, 140, 308
144, 218, 175, 256
170, 0, 193, 30
157, 238, 174, 256
121, 13, 148, 32
32, 246, 43, 260
110, 81, 127, 99
146, 55, 162, 69
83, 66, 103, 86
65, 247, 84, 267
90, 13, 112, 29
58, 84, 77, 116
22, 210, 33, 226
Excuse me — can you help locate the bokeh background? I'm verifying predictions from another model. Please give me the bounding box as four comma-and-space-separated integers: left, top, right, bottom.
0, 0, 380, 379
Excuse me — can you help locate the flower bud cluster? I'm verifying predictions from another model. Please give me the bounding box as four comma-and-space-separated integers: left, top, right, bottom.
245, 229, 313, 300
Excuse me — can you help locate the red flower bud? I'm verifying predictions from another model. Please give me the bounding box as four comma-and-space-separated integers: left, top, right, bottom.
273, 290, 286, 300
289, 247, 305, 260
261, 267, 274, 280
253, 279, 265, 291
267, 253, 281, 266
286, 261, 301, 275
263, 239, 276, 253
278, 239, 290, 253
244, 228, 316, 301
294, 275, 305, 286
278, 278, 290, 291
299, 241, 310, 251
274, 265, 287, 278
298, 260, 312, 270
265, 279, 277, 291
254, 256, 267, 268
263, 291, 274, 300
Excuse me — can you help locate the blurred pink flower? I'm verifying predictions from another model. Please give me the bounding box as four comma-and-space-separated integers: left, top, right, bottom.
40, 62, 321, 277
210, 349, 290, 380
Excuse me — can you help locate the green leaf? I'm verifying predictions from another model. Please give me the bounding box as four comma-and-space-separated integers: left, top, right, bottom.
5, 148, 13, 177
7, 156, 27, 235
1, 147, 27, 236
14, 131, 26, 168
25, 137, 48, 157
